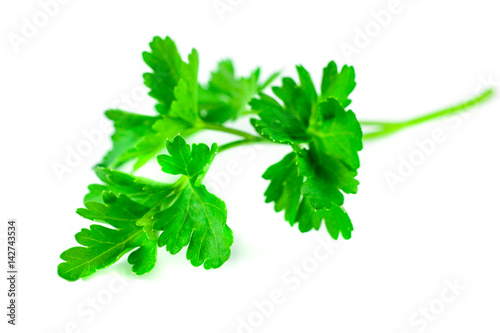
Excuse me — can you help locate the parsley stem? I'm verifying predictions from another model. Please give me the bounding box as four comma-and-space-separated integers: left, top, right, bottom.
201, 122, 260, 140
217, 137, 271, 153
362, 88, 494, 140
241, 110, 260, 116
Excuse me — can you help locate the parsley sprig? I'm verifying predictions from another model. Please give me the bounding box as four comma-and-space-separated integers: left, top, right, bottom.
58, 36, 494, 281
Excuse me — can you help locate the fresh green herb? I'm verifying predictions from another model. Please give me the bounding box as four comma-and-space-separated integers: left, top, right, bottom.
58, 36, 494, 281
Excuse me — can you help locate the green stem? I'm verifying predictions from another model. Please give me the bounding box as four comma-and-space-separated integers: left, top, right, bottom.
241, 110, 260, 116
217, 137, 272, 153
362, 88, 494, 140
201, 122, 260, 140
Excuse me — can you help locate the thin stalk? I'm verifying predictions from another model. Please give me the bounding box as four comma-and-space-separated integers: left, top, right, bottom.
241, 110, 260, 116
362, 88, 494, 140
217, 137, 270, 153
201, 122, 260, 140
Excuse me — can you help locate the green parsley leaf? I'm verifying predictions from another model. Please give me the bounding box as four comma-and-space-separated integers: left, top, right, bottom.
120, 115, 191, 170
59, 135, 232, 280
101, 109, 158, 168
84, 166, 174, 207
58, 193, 157, 281
320, 61, 356, 107
59, 167, 178, 281
249, 91, 311, 143
256, 63, 361, 237
155, 135, 233, 269
262, 152, 302, 222
262, 152, 353, 240
304, 98, 363, 208
250, 65, 321, 144
198, 60, 278, 124
101, 110, 191, 170
251, 62, 357, 144
143, 36, 184, 114
169, 50, 200, 124
295, 198, 353, 240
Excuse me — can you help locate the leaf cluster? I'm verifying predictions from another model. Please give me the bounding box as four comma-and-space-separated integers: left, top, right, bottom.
58, 37, 362, 281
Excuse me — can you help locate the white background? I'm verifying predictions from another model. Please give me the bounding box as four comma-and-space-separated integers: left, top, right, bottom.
1, 0, 499, 332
